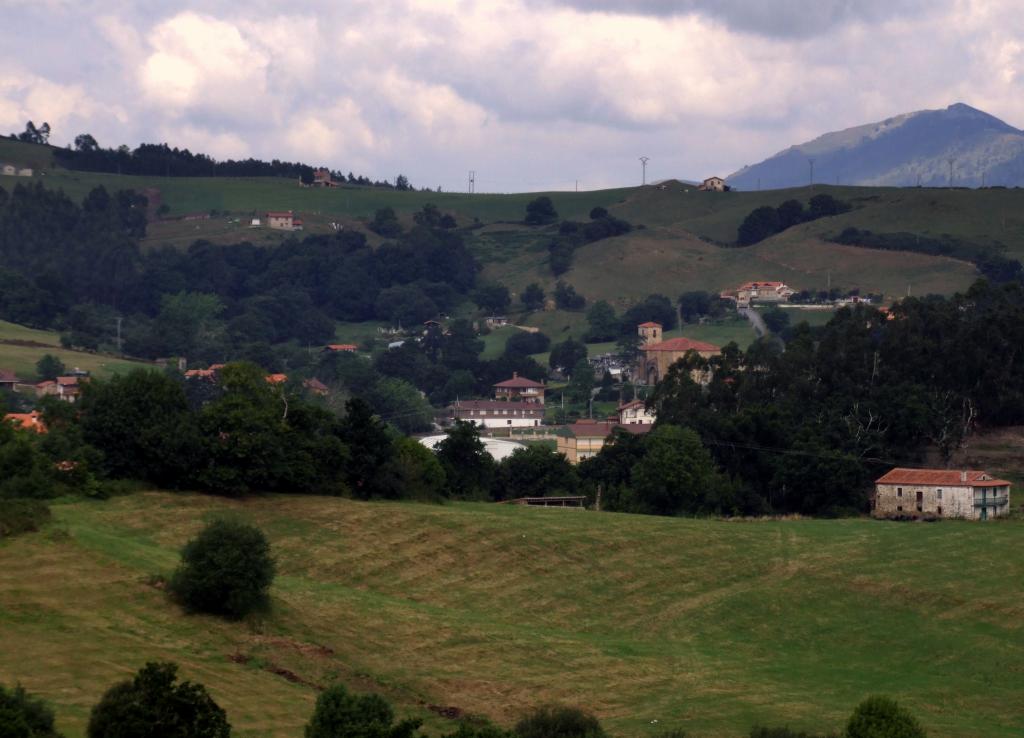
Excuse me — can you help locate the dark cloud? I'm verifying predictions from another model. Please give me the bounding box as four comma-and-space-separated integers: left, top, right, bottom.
535, 0, 943, 38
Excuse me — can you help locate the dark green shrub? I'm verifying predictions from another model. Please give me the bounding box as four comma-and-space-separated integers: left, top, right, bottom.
0, 500, 51, 538
0, 683, 63, 737
87, 662, 229, 738
514, 704, 606, 738
305, 684, 421, 738
845, 696, 926, 738
749, 727, 835, 738
170, 520, 275, 619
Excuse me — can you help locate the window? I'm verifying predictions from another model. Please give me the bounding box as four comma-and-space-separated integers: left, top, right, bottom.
937, 506, 943, 516
897, 506, 903, 512
897, 488, 903, 497
937, 489, 943, 500
507, 419, 512, 425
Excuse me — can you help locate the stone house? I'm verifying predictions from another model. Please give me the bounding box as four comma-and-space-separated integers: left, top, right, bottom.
734, 281, 795, 307
698, 176, 726, 192
267, 211, 301, 230
873, 468, 1012, 520
635, 322, 720, 385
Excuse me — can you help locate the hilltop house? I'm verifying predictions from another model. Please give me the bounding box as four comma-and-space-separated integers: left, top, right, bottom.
727, 281, 795, 307
312, 168, 338, 187
618, 399, 655, 426
873, 468, 1012, 520
698, 176, 727, 192
635, 322, 720, 385
448, 399, 544, 429
493, 373, 545, 404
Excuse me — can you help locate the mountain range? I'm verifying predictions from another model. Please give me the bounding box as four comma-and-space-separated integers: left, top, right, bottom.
727, 103, 1024, 190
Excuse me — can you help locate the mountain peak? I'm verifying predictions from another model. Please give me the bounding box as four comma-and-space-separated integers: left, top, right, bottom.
726, 103, 1024, 189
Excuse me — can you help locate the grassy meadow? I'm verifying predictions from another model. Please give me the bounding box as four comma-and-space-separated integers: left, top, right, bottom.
0, 320, 150, 380
1, 492, 1022, 738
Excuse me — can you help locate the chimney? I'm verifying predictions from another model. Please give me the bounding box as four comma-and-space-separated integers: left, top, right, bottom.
512, 372, 518, 379
960, 470, 967, 482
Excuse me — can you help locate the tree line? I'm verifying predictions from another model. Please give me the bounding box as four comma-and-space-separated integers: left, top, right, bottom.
736, 194, 850, 246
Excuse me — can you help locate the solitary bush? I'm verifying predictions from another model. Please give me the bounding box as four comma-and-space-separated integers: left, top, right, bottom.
305, 684, 421, 738
845, 696, 926, 738
170, 520, 275, 619
514, 704, 606, 738
0, 499, 51, 538
0, 683, 63, 737
87, 662, 229, 738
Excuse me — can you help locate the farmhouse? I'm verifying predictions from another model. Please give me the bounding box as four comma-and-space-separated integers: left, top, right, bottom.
493, 372, 545, 404
698, 176, 727, 192
4, 410, 46, 434
448, 399, 544, 428
0, 163, 15, 176
55, 376, 81, 402
635, 322, 720, 385
0, 369, 21, 392
557, 420, 652, 464
312, 168, 338, 187
323, 344, 358, 353
266, 211, 303, 230
873, 468, 1012, 520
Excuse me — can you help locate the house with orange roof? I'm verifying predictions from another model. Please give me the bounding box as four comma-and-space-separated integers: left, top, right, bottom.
4, 410, 46, 434
55, 376, 81, 403
323, 344, 358, 353
873, 468, 1011, 520
265, 373, 288, 385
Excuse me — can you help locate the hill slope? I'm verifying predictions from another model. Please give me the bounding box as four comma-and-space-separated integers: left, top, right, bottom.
728, 103, 1024, 189
1, 493, 1023, 737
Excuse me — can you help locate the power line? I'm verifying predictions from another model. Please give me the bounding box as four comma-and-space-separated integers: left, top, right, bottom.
639, 156, 649, 186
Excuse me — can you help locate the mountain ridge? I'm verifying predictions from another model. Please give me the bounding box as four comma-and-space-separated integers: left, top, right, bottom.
727, 103, 1024, 189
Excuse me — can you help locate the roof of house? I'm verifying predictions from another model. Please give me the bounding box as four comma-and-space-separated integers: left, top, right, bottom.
637, 321, 662, 328
618, 399, 647, 411
304, 378, 329, 392
493, 372, 545, 389
266, 210, 294, 218
56, 376, 79, 386
0, 369, 20, 383
208, 363, 226, 371
739, 281, 788, 290
184, 369, 215, 379
325, 344, 358, 352
453, 400, 545, 412
266, 373, 288, 384
35, 380, 56, 388
566, 420, 655, 438
703, 176, 724, 182
642, 337, 721, 353
875, 468, 1012, 487
4, 411, 46, 434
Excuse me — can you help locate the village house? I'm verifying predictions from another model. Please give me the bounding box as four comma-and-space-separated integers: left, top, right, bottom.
618, 399, 656, 426
730, 281, 795, 307
635, 322, 720, 385
493, 372, 545, 404
873, 468, 1012, 520
449, 399, 545, 429
55, 376, 81, 402
265, 373, 288, 385
698, 176, 727, 192
0, 369, 21, 392
4, 410, 46, 434
266, 211, 303, 231
34, 380, 57, 398
323, 344, 358, 353
557, 420, 652, 464
303, 378, 329, 396
485, 316, 509, 329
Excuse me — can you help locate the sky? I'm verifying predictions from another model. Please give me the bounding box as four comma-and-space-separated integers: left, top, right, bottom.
3, 0, 1024, 192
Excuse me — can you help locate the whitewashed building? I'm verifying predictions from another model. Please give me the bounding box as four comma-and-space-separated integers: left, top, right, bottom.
448, 399, 544, 429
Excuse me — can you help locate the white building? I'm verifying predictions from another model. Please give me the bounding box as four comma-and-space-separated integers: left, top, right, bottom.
698, 176, 727, 192
873, 468, 1012, 520
618, 399, 656, 425
449, 399, 544, 429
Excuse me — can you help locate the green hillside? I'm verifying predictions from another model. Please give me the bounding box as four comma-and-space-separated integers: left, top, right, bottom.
0, 320, 151, 380
1, 492, 1022, 738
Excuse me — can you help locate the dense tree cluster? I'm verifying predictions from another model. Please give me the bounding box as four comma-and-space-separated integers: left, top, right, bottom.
737, 194, 851, 245
548, 208, 634, 275
582, 293, 679, 344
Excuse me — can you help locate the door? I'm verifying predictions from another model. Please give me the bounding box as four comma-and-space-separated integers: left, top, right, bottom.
916, 490, 923, 513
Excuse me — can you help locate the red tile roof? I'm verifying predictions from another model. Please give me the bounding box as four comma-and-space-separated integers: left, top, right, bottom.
875, 468, 1012, 487
493, 372, 545, 389
567, 420, 654, 438
4, 411, 46, 434
0, 369, 20, 383
266, 211, 294, 218
638, 321, 662, 328
266, 373, 288, 384
618, 399, 646, 410
304, 378, 329, 392
739, 281, 787, 290
325, 344, 358, 352
56, 376, 79, 386
453, 400, 545, 412
642, 337, 720, 353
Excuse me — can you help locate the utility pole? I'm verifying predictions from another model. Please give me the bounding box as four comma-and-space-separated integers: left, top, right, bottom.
575, 179, 578, 192
115, 317, 123, 355
468, 170, 475, 194
808, 158, 815, 186
757, 177, 760, 191
947, 158, 955, 188
639, 156, 649, 186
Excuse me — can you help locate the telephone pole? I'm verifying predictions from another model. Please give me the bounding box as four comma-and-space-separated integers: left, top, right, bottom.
808, 158, 815, 186
639, 156, 649, 185
947, 158, 955, 188
467, 170, 475, 194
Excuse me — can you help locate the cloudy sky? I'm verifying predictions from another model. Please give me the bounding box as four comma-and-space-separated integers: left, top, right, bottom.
3, 0, 1024, 191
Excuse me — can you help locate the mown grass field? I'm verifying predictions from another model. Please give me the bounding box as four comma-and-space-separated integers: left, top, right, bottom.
0, 320, 150, 380
2, 493, 1022, 738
